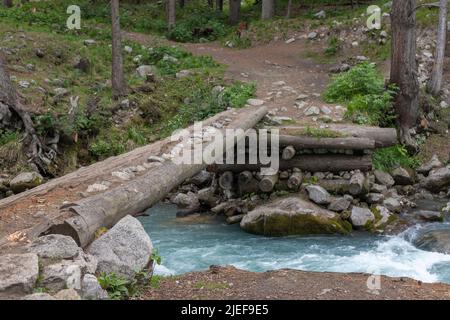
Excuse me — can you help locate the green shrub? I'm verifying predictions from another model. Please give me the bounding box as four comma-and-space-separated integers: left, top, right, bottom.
324, 36, 341, 57
98, 273, 135, 300
373, 145, 420, 172
0, 130, 19, 146
220, 82, 256, 108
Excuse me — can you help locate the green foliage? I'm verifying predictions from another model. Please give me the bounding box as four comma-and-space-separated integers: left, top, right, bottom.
151, 249, 162, 266
324, 63, 385, 102
324, 36, 341, 57
220, 82, 256, 108
98, 272, 135, 300
0, 130, 19, 146
373, 145, 420, 172
304, 126, 342, 138
150, 275, 164, 289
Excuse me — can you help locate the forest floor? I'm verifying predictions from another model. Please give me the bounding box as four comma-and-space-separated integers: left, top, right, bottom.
136, 265, 450, 300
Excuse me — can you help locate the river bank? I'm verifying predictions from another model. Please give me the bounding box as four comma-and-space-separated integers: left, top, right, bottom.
135, 265, 450, 300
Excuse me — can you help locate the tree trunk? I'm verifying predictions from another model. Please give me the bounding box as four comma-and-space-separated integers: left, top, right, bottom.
2, 0, 13, 7
390, 0, 419, 150
286, 0, 292, 18
216, 0, 223, 11
261, 0, 275, 20
111, 0, 125, 98
259, 173, 278, 192
229, 0, 240, 24
427, 0, 447, 95
278, 135, 376, 150
167, 0, 176, 29
179, 0, 185, 8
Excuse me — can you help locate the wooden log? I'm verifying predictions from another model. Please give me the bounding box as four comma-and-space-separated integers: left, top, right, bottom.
349, 172, 366, 195
208, 155, 373, 173
219, 171, 234, 190
47, 106, 268, 247
287, 171, 303, 190
277, 124, 398, 148
259, 173, 279, 192
238, 177, 259, 196
282, 145, 296, 160
238, 171, 253, 185
278, 135, 375, 150
197, 187, 219, 208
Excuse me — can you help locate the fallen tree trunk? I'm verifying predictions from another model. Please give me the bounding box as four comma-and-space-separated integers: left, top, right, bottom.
277, 124, 398, 148
208, 155, 373, 173
259, 173, 279, 192
278, 135, 375, 150
48, 106, 268, 247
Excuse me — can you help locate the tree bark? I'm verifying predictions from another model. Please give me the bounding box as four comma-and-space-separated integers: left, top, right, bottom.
390, 0, 419, 150
219, 171, 234, 189
261, 0, 275, 20
281, 145, 296, 160
286, 0, 292, 18
167, 0, 176, 29
278, 135, 376, 150
427, 0, 447, 95
259, 173, 279, 192
229, 0, 241, 24
111, 0, 125, 98
216, 0, 223, 11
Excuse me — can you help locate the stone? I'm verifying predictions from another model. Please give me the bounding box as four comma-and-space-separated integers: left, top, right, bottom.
350, 206, 375, 229
187, 170, 212, 187
240, 196, 350, 236
296, 94, 309, 100
22, 293, 55, 300
35, 48, 45, 58
320, 106, 332, 115
413, 229, 450, 254
81, 274, 108, 300
83, 39, 96, 46
391, 167, 415, 185
305, 106, 320, 116
314, 10, 326, 19
306, 185, 331, 205
366, 193, 384, 204
420, 166, 450, 192
26, 234, 79, 260
285, 38, 295, 44
54, 288, 81, 300
136, 65, 156, 78
9, 172, 43, 193
379, 30, 388, 38
246, 98, 265, 106
356, 55, 368, 61
18, 80, 30, 88
87, 215, 153, 280
414, 210, 443, 222
382, 197, 402, 213
124, 45, 133, 53
53, 87, 69, 97
440, 101, 448, 109
373, 205, 393, 228
374, 170, 395, 187
176, 69, 192, 78
172, 192, 200, 209
417, 155, 443, 175
0, 253, 39, 295
307, 32, 318, 40
73, 57, 91, 73
327, 197, 351, 212
371, 183, 387, 194
163, 54, 178, 63
72, 250, 98, 275
41, 261, 82, 292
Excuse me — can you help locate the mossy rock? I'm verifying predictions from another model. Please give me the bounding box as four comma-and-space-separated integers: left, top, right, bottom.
240, 196, 351, 236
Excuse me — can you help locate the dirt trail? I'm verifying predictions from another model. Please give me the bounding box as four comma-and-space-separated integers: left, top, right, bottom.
126, 32, 345, 125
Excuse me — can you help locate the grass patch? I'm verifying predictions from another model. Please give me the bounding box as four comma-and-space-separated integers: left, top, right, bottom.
194, 281, 230, 290
373, 145, 420, 172
303, 126, 343, 138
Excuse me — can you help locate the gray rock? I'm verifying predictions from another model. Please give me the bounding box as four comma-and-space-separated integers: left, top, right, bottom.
124, 45, 133, 54
305, 106, 320, 116
26, 234, 79, 260
136, 65, 156, 78
176, 69, 192, 78
413, 229, 450, 254
54, 288, 81, 300
187, 170, 212, 187
350, 206, 375, 229
72, 250, 98, 274
371, 183, 387, 194
327, 197, 351, 212
307, 32, 318, 40
374, 170, 395, 187
391, 167, 415, 185
421, 166, 450, 192
240, 196, 350, 236
246, 98, 265, 106
382, 197, 402, 213
172, 192, 200, 209
9, 172, 43, 193
0, 253, 39, 295
314, 10, 326, 19
373, 205, 393, 228
81, 274, 108, 300
366, 193, 384, 204
306, 185, 331, 205
0, 103, 13, 127
22, 293, 55, 300
414, 210, 443, 222
87, 215, 153, 280
41, 261, 82, 292
83, 39, 96, 46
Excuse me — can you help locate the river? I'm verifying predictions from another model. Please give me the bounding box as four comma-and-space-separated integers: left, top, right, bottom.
139, 201, 450, 284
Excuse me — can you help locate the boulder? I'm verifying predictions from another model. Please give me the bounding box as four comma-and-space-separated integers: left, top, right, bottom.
366, 193, 384, 204
87, 215, 153, 280
9, 172, 43, 193
0, 253, 39, 295
371, 183, 387, 194
305, 185, 331, 205
240, 196, 350, 236
382, 197, 402, 213
54, 288, 81, 300
136, 65, 156, 78
81, 274, 108, 300
373, 205, 394, 229
41, 261, 82, 292
374, 170, 395, 187
186, 170, 212, 187
414, 210, 443, 222
417, 155, 443, 175
349, 206, 375, 229
413, 229, 450, 254
391, 167, 415, 185
327, 197, 351, 212
22, 293, 55, 300
72, 250, 98, 275
421, 166, 450, 192
26, 234, 79, 260
246, 98, 265, 106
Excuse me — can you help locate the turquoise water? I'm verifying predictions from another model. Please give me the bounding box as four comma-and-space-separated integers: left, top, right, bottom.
139, 203, 450, 284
